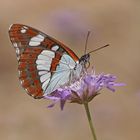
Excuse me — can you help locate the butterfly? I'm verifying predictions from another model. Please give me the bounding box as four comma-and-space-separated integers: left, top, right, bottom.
9, 24, 90, 99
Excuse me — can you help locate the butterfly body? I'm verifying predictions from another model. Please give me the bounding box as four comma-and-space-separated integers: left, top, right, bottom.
9, 24, 90, 99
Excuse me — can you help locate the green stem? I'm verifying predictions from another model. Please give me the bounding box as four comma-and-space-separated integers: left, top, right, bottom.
84, 102, 97, 140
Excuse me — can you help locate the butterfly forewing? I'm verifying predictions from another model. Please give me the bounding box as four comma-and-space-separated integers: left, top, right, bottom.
9, 24, 79, 99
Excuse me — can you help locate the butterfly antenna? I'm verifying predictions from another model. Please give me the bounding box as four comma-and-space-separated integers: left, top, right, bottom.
84, 31, 91, 54
88, 44, 109, 54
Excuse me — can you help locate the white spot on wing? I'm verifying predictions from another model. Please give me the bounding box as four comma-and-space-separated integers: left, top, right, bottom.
41, 50, 55, 57
29, 41, 41, 46
16, 48, 20, 55
36, 59, 51, 65
39, 71, 48, 75
21, 26, 28, 33
21, 29, 27, 33
13, 42, 18, 48
38, 54, 52, 61
9, 24, 13, 31
23, 26, 28, 29
37, 34, 45, 39
52, 45, 59, 51
29, 34, 45, 46
31, 36, 44, 42
37, 65, 50, 71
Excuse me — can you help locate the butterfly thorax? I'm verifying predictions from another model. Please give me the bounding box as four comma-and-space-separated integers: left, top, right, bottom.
71, 53, 90, 82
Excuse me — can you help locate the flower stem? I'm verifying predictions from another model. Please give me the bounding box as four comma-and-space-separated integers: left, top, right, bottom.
84, 102, 97, 140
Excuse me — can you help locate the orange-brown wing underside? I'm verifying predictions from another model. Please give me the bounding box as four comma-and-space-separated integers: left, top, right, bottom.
9, 24, 79, 99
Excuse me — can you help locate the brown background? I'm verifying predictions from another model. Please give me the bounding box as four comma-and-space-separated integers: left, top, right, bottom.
0, 0, 140, 140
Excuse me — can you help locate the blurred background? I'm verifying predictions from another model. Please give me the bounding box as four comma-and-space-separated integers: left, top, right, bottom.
0, 0, 140, 140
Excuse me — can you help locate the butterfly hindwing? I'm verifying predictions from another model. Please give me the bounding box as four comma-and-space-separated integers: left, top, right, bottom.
9, 24, 79, 99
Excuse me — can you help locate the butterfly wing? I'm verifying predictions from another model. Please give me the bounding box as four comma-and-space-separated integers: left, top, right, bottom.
9, 24, 79, 99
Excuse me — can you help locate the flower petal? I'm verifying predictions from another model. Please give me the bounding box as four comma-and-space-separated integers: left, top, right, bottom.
43, 69, 125, 109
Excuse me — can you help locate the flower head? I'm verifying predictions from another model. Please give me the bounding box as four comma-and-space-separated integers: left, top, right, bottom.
44, 70, 125, 110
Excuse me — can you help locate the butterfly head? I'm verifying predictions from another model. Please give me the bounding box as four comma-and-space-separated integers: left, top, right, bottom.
79, 53, 90, 67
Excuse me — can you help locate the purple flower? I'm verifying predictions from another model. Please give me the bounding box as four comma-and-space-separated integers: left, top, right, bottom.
44, 70, 125, 110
